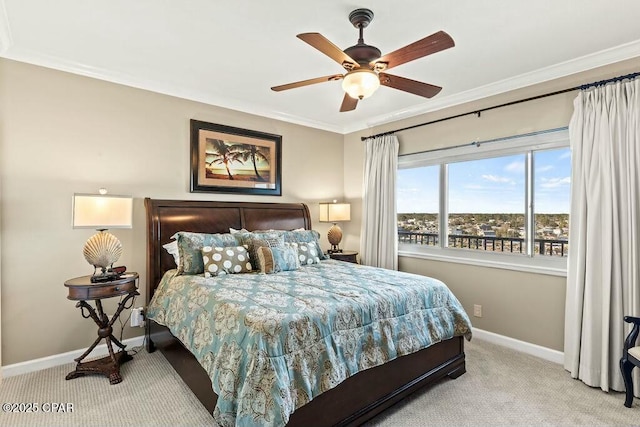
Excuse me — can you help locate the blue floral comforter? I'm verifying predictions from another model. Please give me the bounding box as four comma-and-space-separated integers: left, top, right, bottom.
146, 260, 472, 427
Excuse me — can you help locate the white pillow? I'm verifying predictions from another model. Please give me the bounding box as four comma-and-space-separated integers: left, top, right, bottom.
229, 227, 249, 234
163, 240, 180, 266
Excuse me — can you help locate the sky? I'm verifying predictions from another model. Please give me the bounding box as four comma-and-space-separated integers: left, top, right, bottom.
397, 147, 571, 214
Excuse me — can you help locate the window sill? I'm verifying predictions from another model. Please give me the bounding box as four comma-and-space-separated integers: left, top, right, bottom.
398, 245, 567, 277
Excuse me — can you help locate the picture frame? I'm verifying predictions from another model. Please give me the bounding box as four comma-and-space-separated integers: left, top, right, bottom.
190, 120, 282, 195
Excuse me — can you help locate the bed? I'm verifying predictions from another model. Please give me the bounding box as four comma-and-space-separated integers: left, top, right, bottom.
144, 198, 471, 426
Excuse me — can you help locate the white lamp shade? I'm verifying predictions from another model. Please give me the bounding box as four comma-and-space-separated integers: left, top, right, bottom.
319, 202, 351, 223
73, 194, 133, 229
341, 69, 380, 100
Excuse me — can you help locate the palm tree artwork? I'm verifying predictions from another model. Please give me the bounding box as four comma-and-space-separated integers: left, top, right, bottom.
235, 144, 271, 182
204, 138, 244, 180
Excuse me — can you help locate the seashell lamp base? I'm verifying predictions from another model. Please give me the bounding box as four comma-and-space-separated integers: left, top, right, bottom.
83, 230, 123, 274
327, 223, 343, 253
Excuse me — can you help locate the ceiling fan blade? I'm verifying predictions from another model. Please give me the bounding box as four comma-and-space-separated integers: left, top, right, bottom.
271, 74, 343, 92
297, 33, 358, 69
340, 93, 358, 112
379, 73, 442, 98
372, 31, 454, 71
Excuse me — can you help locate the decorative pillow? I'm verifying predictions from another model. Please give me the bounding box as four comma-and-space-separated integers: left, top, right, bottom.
175, 231, 240, 275
283, 229, 329, 260
162, 240, 180, 266
257, 244, 300, 274
247, 235, 285, 269
237, 231, 285, 268
201, 246, 252, 277
294, 241, 322, 265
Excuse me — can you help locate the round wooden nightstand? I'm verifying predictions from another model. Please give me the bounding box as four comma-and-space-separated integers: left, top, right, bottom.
64, 272, 139, 385
328, 250, 359, 264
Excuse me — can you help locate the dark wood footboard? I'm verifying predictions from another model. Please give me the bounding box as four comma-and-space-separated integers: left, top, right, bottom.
147, 319, 465, 426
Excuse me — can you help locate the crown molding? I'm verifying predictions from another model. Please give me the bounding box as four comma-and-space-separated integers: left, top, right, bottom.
1, 34, 639, 135
0, 0, 13, 54
0, 45, 345, 134
345, 38, 640, 134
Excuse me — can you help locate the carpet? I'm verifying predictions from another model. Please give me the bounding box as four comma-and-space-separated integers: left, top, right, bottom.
1, 339, 636, 426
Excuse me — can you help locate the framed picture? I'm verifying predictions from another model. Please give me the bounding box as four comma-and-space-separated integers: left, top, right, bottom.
190, 120, 282, 195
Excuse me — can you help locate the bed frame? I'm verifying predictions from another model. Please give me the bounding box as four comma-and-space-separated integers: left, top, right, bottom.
144, 198, 466, 426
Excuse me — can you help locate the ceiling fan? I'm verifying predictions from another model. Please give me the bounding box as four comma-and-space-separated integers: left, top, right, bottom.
271, 8, 454, 112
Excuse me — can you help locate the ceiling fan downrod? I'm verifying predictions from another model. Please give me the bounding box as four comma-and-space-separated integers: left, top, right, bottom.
349, 8, 373, 44
344, 8, 381, 66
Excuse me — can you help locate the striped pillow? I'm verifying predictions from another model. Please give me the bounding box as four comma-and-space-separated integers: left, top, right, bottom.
257, 244, 300, 274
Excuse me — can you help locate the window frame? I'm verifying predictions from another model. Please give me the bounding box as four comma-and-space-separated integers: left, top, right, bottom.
397, 128, 570, 277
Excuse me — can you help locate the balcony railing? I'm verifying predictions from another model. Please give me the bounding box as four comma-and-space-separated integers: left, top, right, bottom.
398, 231, 568, 257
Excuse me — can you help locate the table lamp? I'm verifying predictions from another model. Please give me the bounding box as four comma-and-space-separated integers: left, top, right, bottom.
319, 201, 351, 253
73, 190, 133, 282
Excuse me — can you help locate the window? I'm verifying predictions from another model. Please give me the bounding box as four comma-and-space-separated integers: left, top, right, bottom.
534, 147, 571, 256
397, 128, 570, 274
397, 165, 439, 245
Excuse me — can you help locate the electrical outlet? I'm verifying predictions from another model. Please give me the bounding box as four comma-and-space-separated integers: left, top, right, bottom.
130, 307, 145, 328
473, 304, 482, 318
130, 308, 139, 327
130, 308, 145, 327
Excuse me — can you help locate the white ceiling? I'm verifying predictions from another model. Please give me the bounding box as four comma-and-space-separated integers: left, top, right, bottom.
2, 0, 640, 134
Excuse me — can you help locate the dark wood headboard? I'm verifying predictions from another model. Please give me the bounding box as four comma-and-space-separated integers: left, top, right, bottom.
144, 198, 312, 303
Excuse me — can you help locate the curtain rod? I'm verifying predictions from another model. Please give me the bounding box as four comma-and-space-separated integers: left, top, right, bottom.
398, 126, 568, 158
361, 71, 640, 141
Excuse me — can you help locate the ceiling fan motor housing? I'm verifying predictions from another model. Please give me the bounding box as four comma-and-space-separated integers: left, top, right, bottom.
344, 44, 381, 66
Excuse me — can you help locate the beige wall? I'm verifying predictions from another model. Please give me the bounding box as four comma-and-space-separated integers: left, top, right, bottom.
399, 258, 567, 350
0, 59, 344, 365
343, 57, 640, 352
3, 55, 640, 364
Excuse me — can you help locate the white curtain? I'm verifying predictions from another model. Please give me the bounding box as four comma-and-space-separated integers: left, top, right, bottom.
564, 76, 640, 393
361, 134, 399, 269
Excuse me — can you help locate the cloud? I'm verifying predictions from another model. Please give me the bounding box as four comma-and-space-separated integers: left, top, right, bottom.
536, 165, 554, 173
482, 174, 513, 184
505, 161, 525, 173
539, 177, 571, 188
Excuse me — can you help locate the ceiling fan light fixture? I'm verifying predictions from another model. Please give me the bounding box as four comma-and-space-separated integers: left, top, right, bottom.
342, 68, 380, 100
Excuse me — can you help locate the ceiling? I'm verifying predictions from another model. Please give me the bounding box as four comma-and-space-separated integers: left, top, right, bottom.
1, 0, 640, 134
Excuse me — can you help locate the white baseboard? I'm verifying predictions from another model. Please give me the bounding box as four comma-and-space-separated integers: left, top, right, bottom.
473, 327, 564, 365
1, 329, 562, 378
1, 335, 145, 378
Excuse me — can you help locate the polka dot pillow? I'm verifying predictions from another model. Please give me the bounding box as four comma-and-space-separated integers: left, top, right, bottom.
201, 246, 252, 277
293, 241, 322, 265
